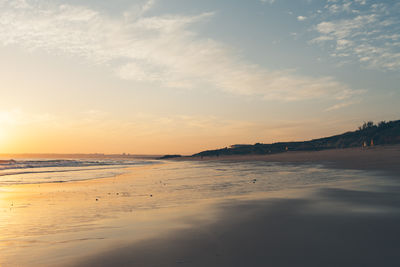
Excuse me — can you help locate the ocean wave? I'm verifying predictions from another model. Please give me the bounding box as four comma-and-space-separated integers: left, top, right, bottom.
0, 159, 159, 185
0, 159, 155, 170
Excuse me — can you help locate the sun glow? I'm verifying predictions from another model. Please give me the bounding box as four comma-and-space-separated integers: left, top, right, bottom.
0, 126, 13, 151
0, 127, 8, 149
0, 129, 5, 144
0, 111, 17, 150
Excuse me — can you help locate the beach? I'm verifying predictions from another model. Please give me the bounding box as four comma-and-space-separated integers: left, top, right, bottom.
3, 0, 399, 266
0, 146, 399, 267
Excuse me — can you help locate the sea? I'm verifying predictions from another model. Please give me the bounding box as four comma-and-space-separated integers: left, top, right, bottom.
0, 157, 158, 185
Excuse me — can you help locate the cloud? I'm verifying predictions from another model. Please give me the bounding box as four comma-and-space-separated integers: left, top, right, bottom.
297, 16, 307, 21
141, 0, 155, 13
325, 100, 357, 112
0, 0, 360, 104
354, 0, 366, 5
310, 1, 400, 71
260, 0, 275, 4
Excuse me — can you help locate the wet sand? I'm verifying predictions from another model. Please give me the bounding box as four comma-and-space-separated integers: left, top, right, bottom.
74, 187, 400, 267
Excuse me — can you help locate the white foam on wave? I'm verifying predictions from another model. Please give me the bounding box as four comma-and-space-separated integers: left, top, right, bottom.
0, 158, 159, 185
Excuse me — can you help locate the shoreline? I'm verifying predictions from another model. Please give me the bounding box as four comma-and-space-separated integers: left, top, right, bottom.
172, 144, 400, 176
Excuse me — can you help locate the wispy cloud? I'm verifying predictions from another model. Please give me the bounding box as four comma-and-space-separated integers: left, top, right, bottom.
141, 0, 155, 13
260, 0, 275, 4
310, 1, 400, 71
0, 0, 360, 104
325, 100, 357, 112
297, 16, 307, 21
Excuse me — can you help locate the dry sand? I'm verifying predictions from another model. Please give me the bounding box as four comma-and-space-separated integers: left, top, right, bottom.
175, 144, 400, 176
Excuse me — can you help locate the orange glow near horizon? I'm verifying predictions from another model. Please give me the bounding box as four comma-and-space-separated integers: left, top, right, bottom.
0, 115, 360, 155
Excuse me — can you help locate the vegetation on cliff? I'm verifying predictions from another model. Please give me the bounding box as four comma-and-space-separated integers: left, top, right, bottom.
192, 120, 400, 157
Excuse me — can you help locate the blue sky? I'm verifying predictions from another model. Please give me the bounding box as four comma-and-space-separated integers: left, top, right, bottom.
0, 0, 399, 154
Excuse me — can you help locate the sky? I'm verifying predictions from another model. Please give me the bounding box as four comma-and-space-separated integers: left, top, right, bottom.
0, 0, 399, 154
